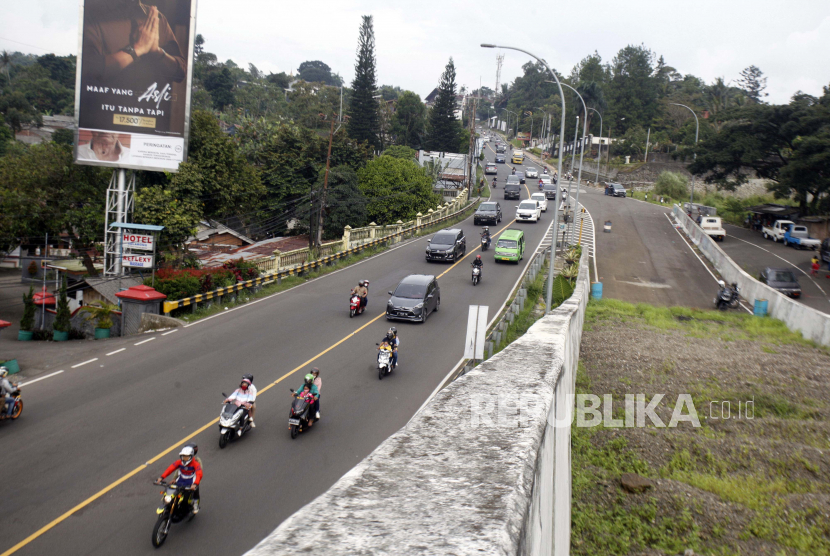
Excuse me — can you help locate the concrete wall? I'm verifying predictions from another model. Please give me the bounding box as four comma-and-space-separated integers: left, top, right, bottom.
672, 205, 830, 345
245, 255, 590, 556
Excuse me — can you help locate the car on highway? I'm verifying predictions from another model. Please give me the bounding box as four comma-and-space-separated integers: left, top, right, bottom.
474, 202, 502, 225
515, 200, 542, 223
494, 229, 525, 262
699, 216, 726, 241
512, 151, 525, 164
425, 228, 466, 262
504, 182, 521, 201
543, 183, 558, 200
759, 267, 801, 298
495, 154, 506, 163
515, 171, 525, 184
538, 175, 553, 188
496, 144, 506, 154
484, 162, 498, 174
530, 193, 548, 212
525, 167, 538, 178
605, 183, 627, 197
386, 274, 440, 323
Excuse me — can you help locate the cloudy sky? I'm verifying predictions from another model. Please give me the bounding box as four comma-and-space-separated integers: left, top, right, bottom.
3, 0, 829, 105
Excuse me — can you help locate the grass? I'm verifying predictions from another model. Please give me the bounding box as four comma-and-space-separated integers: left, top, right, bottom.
490, 256, 550, 355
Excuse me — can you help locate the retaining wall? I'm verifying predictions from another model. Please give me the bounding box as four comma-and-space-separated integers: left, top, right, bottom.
245, 255, 590, 556
672, 205, 830, 345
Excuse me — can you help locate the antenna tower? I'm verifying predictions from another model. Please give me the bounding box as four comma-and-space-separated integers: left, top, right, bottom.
494, 54, 504, 100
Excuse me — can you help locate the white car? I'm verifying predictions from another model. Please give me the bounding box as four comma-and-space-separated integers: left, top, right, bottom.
516, 200, 542, 223
530, 193, 548, 212
525, 167, 538, 178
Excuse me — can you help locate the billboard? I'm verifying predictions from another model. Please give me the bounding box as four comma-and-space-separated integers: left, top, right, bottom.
74, 0, 198, 172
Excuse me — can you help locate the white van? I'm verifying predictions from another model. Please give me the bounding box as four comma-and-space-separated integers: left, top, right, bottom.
700, 216, 726, 241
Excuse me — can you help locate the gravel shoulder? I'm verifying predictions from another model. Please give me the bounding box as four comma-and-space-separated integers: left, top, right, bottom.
573, 299, 830, 556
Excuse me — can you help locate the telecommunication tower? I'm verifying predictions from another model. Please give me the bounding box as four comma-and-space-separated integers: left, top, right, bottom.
494, 54, 504, 100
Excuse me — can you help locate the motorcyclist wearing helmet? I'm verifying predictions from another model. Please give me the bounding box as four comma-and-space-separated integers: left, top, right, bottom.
225, 377, 256, 428
492, 176, 497, 188
241, 374, 256, 426
0, 367, 19, 419
384, 327, 399, 370
511, 167, 516, 175
472, 254, 484, 279
351, 280, 368, 314
293, 372, 319, 426
480, 227, 491, 249
156, 445, 202, 514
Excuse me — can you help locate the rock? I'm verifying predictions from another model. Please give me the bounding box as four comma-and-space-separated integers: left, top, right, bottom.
684, 550, 695, 556
620, 473, 654, 493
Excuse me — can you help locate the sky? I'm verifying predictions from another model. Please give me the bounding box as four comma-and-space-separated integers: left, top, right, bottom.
2, 0, 829, 105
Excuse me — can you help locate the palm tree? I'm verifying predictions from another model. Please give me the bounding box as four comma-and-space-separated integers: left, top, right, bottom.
0, 50, 12, 88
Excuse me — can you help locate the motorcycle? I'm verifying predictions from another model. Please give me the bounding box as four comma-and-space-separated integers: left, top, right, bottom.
288, 389, 313, 439
492, 179, 497, 189
0, 389, 22, 422
480, 235, 490, 251
376, 345, 393, 380
714, 281, 740, 310
151, 480, 195, 548
350, 293, 362, 318
218, 395, 252, 448
471, 264, 482, 286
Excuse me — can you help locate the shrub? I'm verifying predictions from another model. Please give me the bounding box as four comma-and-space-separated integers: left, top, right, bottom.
149, 267, 238, 299
654, 171, 689, 200
20, 285, 35, 331
222, 258, 259, 281
83, 300, 118, 329
53, 276, 71, 333
27, 261, 37, 277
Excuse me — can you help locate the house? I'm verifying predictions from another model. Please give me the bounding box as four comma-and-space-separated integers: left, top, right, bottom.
198, 235, 311, 268
424, 88, 439, 107
185, 220, 256, 253
14, 115, 77, 145
67, 276, 144, 308
418, 150, 468, 189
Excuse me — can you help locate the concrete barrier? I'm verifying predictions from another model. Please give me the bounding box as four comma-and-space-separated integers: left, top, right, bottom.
672, 205, 830, 345
245, 255, 590, 556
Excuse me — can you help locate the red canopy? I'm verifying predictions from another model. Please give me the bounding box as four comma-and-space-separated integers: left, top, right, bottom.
33, 287, 56, 306
115, 284, 166, 302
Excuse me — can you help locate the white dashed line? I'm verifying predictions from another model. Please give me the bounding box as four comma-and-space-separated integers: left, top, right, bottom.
106, 348, 126, 356
71, 358, 98, 369
161, 329, 178, 336
134, 337, 156, 346
18, 370, 64, 387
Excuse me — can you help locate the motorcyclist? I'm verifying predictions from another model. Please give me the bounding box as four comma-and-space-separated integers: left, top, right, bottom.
242, 374, 256, 426
511, 167, 516, 175
492, 176, 497, 189
293, 373, 319, 426
351, 280, 368, 314
224, 377, 256, 427
0, 366, 18, 420
156, 445, 202, 514
472, 254, 484, 280
543, 167, 548, 174
384, 327, 399, 370
480, 227, 491, 249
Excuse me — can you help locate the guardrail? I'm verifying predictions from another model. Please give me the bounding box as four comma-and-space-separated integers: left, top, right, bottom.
162, 194, 479, 315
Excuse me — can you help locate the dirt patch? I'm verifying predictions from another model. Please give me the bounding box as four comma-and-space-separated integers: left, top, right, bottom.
572, 299, 830, 555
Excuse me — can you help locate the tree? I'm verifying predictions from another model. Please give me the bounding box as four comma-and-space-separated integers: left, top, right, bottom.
391, 91, 426, 149
297, 165, 367, 239
194, 34, 205, 56
607, 45, 659, 135
348, 16, 381, 150
36, 54, 75, 89
204, 67, 236, 110
0, 50, 12, 87
267, 72, 291, 90
382, 145, 417, 160
53, 275, 71, 333
653, 171, 689, 199
134, 185, 201, 254
357, 155, 441, 223
427, 58, 464, 152
737, 65, 768, 104
20, 285, 35, 332
298, 60, 342, 87
52, 128, 73, 145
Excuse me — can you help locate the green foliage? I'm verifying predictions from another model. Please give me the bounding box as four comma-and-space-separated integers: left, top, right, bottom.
390, 91, 426, 149
51, 128, 73, 145
357, 155, 441, 223
53, 275, 71, 333
150, 268, 236, 299
551, 274, 574, 304
348, 16, 381, 150
317, 165, 368, 238
427, 58, 465, 152
203, 67, 236, 110
297, 60, 342, 87
20, 285, 35, 332
82, 300, 118, 330
653, 171, 689, 199
382, 145, 416, 160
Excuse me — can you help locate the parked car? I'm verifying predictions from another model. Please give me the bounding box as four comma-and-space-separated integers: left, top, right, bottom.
474, 202, 502, 225
605, 183, 627, 197
515, 171, 525, 184
515, 200, 542, 223
699, 216, 726, 241
530, 193, 548, 212
495, 154, 506, 163
425, 228, 466, 262
759, 267, 801, 298
504, 182, 521, 200
525, 167, 538, 178
484, 162, 498, 175
762, 220, 794, 242
494, 229, 525, 263
783, 225, 820, 250
821, 238, 830, 266
386, 274, 440, 323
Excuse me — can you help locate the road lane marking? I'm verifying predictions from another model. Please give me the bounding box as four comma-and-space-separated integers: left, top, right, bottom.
71, 358, 98, 369
106, 348, 125, 356
134, 337, 155, 346
161, 329, 178, 336
18, 371, 64, 388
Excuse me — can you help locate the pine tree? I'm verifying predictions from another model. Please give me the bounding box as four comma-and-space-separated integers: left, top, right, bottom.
53, 275, 71, 333
427, 58, 461, 152
737, 65, 768, 104
348, 16, 381, 151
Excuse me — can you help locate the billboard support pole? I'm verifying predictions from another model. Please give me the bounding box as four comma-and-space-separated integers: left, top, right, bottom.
104, 169, 135, 277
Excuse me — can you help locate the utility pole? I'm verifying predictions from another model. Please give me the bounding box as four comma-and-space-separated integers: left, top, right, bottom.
316, 117, 336, 250
644, 127, 651, 163
467, 96, 477, 195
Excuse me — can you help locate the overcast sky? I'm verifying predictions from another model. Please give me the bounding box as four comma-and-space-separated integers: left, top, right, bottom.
3, 0, 829, 105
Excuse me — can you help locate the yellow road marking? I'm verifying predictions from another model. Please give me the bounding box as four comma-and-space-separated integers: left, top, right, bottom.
0, 313, 387, 556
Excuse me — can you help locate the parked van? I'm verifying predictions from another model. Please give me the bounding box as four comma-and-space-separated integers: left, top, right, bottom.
494, 229, 525, 263
512, 150, 525, 164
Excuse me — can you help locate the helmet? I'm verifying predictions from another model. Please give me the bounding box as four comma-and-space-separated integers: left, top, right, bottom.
304, 373, 315, 385
0, 366, 7, 378
718, 280, 725, 288
476, 254, 482, 260
180, 445, 195, 465
240, 378, 251, 391
363, 280, 369, 287
311, 367, 320, 376
242, 374, 254, 383
483, 226, 489, 231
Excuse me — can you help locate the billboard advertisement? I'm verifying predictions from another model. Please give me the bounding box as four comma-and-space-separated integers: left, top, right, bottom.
74, 0, 198, 172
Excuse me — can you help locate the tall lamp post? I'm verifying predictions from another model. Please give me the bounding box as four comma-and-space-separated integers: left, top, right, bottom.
670, 103, 699, 207
525, 111, 535, 147
587, 107, 602, 184
500, 109, 510, 135
482, 43, 567, 314
504, 109, 518, 141
536, 107, 550, 153
559, 83, 588, 243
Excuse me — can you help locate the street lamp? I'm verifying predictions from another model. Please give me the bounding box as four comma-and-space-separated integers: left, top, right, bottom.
483, 43, 567, 313
504, 109, 518, 141
536, 107, 549, 152
559, 83, 588, 245
525, 111, 535, 146
587, 108, 602, 184
670, 103, 699, 207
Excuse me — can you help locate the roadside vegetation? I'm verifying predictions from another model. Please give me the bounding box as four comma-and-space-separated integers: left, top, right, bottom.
574, 298, 830, 555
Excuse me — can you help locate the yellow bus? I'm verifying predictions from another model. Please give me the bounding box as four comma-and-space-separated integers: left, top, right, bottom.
512, 150, 524, 164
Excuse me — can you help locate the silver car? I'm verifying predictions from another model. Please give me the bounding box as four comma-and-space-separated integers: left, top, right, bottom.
525, 167, 538, 178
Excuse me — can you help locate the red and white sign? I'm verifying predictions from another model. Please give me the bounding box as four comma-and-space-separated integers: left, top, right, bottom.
122, 254, 154, 269
122, 233, 154, 251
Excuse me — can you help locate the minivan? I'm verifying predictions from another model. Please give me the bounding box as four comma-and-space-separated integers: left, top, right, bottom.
494, 229, 525, 263
425, 228, 466, 262
386, 274, 441, 322
512, 151, 525, 164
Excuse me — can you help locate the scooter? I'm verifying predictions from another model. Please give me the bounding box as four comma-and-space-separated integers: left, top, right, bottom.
480, 235, 490, 251
151, 479, 196, 548
714, 281, 740, 310
218, 395, 252, 448
0, 389, 22, 422
288, 389, 313, 439
350, 293, 362, 318
471, 264, 482, 286
376, 346, 393, 380
492, 179, 497, 189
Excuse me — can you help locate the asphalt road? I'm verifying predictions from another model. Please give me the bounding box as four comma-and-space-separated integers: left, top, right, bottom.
0, 141, 555, 556
718, 223, 830, 313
